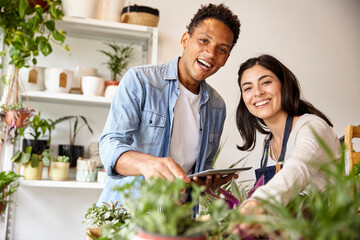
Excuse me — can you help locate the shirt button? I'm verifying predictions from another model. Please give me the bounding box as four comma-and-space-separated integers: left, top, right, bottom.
200, 128, 203, 131
149, 120, 153, 124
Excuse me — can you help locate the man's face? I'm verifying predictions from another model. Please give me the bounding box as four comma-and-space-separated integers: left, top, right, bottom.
178, 18, 234, 93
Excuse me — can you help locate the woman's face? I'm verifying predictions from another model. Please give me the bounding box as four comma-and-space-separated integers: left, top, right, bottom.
240, 64, 285, 121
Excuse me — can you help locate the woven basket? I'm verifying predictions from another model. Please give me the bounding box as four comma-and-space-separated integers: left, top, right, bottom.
120, 5, 159, 27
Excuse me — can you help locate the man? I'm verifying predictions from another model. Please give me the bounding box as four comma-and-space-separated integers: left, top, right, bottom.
97, 3, 241, 205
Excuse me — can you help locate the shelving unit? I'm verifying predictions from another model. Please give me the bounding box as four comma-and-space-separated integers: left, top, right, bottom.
20, 179, 105, 189
3, 15, 158, 240
22, 91, 111, 107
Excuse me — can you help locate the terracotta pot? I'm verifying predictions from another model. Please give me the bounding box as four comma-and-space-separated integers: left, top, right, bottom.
85, 227, 102, 240
104, 80, 120, 99
5, 109, 32, 128
136, 230, 207, 240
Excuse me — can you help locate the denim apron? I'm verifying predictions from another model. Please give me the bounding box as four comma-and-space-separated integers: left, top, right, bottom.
255, 115, 294, 184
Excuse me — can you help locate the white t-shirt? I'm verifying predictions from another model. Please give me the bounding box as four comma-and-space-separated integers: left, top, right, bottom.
169, 82, 202, 174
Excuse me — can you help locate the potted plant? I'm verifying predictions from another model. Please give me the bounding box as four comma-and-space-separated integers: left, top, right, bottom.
83, 200, 130, 239
0, 0, 68, 159
112, 177, 231, 240
18, 111, 54, 155
0, 170, 21, 213
50, 155, 70, 181
51, 115, 93, 167
98, 42, 134, 98
11, 147, 54, 180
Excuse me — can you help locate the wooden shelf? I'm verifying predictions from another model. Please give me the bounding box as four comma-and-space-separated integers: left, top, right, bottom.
57, 16, 157, 42
20, 179, 105, 189
21, 90, 111, 107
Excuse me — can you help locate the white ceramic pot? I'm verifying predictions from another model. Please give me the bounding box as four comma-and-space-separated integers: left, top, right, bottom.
62, 0, 98, 19
97, 170, 108, 183
82, 76, 105, 96
44, 68, 73, 93
73, 66, 98, 90
76, 159, 97, 182
19, 66, 45, 91
96, 0, 124, 22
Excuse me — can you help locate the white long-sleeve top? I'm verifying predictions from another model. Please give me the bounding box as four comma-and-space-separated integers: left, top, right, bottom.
250, 114, 341, 205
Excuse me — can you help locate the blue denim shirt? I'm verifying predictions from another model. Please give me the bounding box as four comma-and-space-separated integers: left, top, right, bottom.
97, 57, 226, 205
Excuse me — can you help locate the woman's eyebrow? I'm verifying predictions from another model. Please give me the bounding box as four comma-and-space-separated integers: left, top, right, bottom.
241, 75, 274, 88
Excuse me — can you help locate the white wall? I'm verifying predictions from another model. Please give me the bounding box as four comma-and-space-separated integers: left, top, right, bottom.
5, 0, 360, 239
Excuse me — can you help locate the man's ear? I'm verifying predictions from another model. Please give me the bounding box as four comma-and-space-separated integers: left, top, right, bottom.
180, 32, 190, 49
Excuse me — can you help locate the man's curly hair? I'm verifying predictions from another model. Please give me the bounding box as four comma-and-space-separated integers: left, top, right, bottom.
186, 3, 241, 50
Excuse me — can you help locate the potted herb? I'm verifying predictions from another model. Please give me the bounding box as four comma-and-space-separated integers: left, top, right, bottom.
0, 171, 21, 213
113, 177, 230, 240
11, 147, 54, 180
18, 111, 55, 155
83, 200, 130, 239
98, 42, 134, 98
50, 155, 70, 181
51, 115, 93, 167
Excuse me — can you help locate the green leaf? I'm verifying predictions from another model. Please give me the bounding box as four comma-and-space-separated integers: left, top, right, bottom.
39, 40, 52, 56
31, 154, 39, 167
45, 20, 55, 31
19, 0, 29, 18
52, 29, 65, 42
11, 151, 22, 162
20, 153, 31, 164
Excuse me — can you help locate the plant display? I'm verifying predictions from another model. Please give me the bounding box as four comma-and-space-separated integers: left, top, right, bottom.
51, 115, 93, 146
84, 200, 130, 228
11, 146, 54, 167
98, 42, 134, 81
115, 177, 231, 238
0, 171, 21, 213
18, 111, 54, 143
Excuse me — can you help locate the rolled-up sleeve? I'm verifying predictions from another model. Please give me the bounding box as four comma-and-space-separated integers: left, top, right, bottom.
99, 68, 144, 179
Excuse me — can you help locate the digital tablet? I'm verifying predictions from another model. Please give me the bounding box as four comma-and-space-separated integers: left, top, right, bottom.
188, 167, 252, 179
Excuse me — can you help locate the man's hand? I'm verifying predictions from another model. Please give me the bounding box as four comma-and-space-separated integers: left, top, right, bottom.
115, 151, 190, 183
192, 173, 238, 192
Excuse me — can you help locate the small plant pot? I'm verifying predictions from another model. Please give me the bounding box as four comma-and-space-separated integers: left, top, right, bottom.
85, 227, 102, 240
51, 162, 70, 181
4, 109, 32, 128
44, 68, 73, 93
23, 161, 44, 180
58, 144, 84, 167
81, 76, 105, 96
97, 169, 108, 183
136, 230, 206, 240
76, 159, 97, 182
104, 80, 119, 99
22, 139, 49, 155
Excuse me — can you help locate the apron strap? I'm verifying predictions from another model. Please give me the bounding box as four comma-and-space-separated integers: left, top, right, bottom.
260, 115, 294, 168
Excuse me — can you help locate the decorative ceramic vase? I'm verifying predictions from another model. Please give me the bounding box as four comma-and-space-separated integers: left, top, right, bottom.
81, 76, 105, 96
62, 0, 98, 19
44, 68, 73, 93
76, 159, 97, 182
19, 66, 45, 91
104, 80, 119, 99
23, 161, 44, 180
96, 169, 108, 183
73, 66, 97, 93
51, 161, 70, 181
96, 0, 124, 22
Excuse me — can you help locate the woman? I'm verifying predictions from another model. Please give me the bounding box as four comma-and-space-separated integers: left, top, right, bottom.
235, 54, 341, 216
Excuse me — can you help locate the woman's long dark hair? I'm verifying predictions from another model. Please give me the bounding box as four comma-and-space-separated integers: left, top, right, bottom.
236, 54, 333, 151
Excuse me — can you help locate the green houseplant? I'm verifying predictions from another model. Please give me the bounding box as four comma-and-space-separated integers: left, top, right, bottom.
98, 42, 134, 98
11, 146, 54, 180
51, 115, 93, 167
18, 111, 54, 155
109, 177, 231, 240
50, 155, 69, 181
0, 170, 21, 213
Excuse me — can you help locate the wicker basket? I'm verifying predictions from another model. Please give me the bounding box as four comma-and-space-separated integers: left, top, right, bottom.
120, 5, 159, 27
